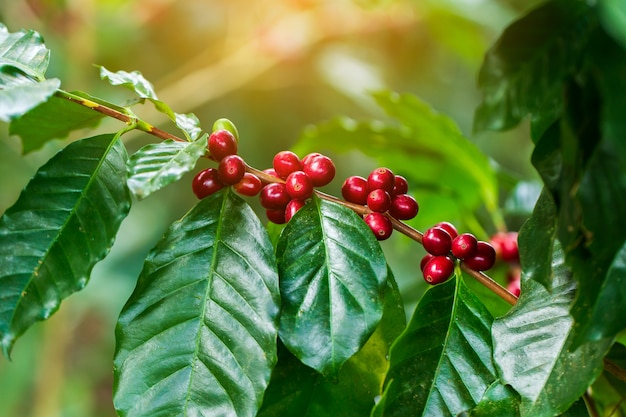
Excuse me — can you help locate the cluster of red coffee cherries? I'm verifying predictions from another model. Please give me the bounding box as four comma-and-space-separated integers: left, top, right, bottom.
191, 129, 336, 224
341, 168, 419, 240
192, 126, 515, 292
419, 222, 497, 285
491, 231, 521, 296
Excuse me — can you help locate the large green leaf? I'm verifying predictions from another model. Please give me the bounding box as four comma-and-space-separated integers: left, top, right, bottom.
473, 0, 595, 134
0, 23, 49, 81
371, 275, 496, 417
258, 270, 406, 417
0, 134, 131, 358
99, 66, 202, 140
293, 91, 498, 229
127, 135, 208, 200
276, 196, 388, 378
491, 242, 612, 416
113, 189, 280, 417
567, 33, 626, 344
9, 92, 105, 153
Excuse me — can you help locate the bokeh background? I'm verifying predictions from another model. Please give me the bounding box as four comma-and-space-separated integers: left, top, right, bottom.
0, 1, 540, 416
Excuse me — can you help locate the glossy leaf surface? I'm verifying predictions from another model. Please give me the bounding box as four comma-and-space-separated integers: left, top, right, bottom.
0, 23, 49, 80
276, 196, 388, 378
0, 134, 131, 357
127, 135, 208, 200
259, 270, 406, 417
473, 0, 595, 134
114, 189, 280, 417
492, 242, 611, 416
372, 276, 496, 417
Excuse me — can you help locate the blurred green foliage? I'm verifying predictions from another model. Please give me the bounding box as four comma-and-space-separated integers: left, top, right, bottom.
0, 0, 538, 415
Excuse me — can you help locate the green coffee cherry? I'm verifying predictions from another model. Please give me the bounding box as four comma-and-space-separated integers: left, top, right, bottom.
212, 118, 239, 143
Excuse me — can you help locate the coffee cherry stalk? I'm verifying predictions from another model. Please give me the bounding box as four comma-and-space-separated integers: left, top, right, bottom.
192, 120, 519, 305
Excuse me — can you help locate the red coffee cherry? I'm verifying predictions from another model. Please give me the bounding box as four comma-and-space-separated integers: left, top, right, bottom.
420, 253, 435, 271
389, 194, 419, 220
392, 175, 409, 196
507, 277, 521, 297
233, 172, 263, 197
435, 221, 459, 240
302, 153, 335, 187
260, 183, 290, 210
273, 151, 302, 179
342, 176, 369, 205
192, 168, 224, 199
451, 233, 478, 259
217, 155, 246, 185
367, 167, 395, 194
367, 189, 391, 213
423, 256, 455, 285
208, 130, 238, 161
285, 199, 306, 222
364, 212, 393, 240
285, 171, 314, 200
422, 226, 453, 256
491, 232, 520, 263
266, 208, 286, 224
463, 241, 496, 271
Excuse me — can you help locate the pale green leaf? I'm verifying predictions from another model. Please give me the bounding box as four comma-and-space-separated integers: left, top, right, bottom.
127, 134, 208, 200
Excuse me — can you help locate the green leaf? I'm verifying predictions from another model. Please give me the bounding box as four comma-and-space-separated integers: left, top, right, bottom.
127, 134, 208, 200
568, 33, 626, 344
598, 0, 626, 49
0, 77, 60, 123
113, 189, 280, 417
466, 381, 521, 417
372, 275, 496, 417
293, 91, 498, 229
491, 243, 612, 416
276, 196, 388, 378
99, 66, 158, 100
259, 270, 406, 417
9, 92, 105, 154
99, 66, 202, 141
473, 0, 596, 134
0, 134, 131, 358
0, 23, 50, 81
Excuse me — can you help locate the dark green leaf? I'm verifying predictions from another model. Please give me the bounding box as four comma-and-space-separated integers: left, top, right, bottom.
9, 92, 105, 154
293, 92, 498, 228
0, 23, 50, 81
372, 275, 496, 417
127, 135, 208, 200
0, 77, 60, 122
473, 0, 595, 134
568, 33, 626, 344
491, 243, 611, 416
517, 189, 558, 290
259, 270, 406, 417
276, 196, 388, 378
0, 134, 131, 358
113, 189, 280, 417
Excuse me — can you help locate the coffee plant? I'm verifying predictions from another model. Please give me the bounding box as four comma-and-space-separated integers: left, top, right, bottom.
1, 0, 626, 415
